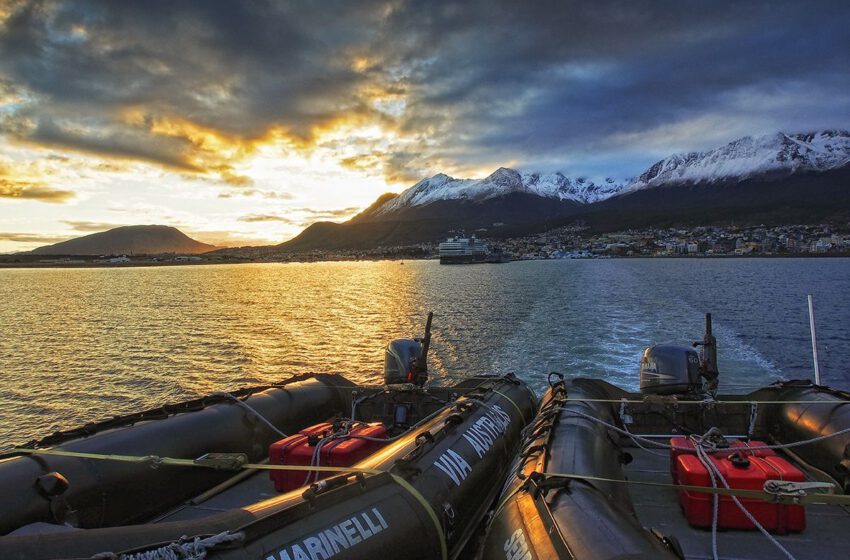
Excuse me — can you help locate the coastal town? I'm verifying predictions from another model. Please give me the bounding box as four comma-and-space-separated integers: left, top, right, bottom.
254, 222, 850, 262
2, 223, 849, 267
495, 222, 850, 259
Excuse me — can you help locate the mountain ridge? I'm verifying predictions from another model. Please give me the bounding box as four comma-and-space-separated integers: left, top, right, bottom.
621, 129, 850, 193
279, 129, 850, 250
360, 129, 850, 220
358, 167, 625, 221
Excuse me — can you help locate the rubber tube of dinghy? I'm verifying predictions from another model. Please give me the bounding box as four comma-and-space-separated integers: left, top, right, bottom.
0, 377, 537, 560
0, 375, 353, 536
481, 379, 682, 559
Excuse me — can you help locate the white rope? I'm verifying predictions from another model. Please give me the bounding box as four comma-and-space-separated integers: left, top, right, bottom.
695, 437, 797, 560
301, 420, 412, 485
560, 409, 850, 454
693, 442, 720, 560
91, 531, 243, 560
623, 422, 667, 457
212, 392, 287, 438
351, 396, 365, 421
720, 427, 850, 452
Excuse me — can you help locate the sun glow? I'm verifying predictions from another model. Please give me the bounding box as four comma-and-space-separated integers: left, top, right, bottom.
0, 75, 436, 252
0, 115, 415, 252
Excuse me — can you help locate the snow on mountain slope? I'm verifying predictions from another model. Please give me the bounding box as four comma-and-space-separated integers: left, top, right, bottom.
623, 129, 850, 193
375, 167, 625, 216
370, 130, 850, 217
521, 172, 625, 203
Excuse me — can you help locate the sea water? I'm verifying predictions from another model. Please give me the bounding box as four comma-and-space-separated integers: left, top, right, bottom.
1, 258, 848, 445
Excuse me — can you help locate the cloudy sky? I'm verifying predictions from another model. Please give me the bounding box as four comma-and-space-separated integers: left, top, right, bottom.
1, 0, 849, 251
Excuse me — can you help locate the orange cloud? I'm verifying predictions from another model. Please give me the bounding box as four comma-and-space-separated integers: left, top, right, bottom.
0, 178, 74, 203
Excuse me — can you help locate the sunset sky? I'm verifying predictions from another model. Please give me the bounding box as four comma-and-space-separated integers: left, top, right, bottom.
1, 1, 849, 252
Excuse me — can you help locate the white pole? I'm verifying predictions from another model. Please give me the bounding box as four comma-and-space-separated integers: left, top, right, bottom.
807, 294, 821, 385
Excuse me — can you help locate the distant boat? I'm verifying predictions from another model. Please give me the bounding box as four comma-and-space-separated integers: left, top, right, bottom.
438, 235, 509, 264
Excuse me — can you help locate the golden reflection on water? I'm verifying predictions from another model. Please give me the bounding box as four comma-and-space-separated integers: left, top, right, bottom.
0, 262, 429, 444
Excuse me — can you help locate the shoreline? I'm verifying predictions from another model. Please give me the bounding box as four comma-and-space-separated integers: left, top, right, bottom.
2, 252, 850, 269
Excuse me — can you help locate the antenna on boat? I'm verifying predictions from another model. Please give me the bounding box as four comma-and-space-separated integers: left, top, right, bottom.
807, 295, 821, 385
694, 313, 719, 394
414, 311, 434, 378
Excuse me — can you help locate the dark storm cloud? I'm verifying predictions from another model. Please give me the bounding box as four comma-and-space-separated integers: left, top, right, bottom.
379, 0, 850, 175
0, 0, 383, 178
29, 117, 200, 171
0, 1, 377, 133
1, 0, 849, 181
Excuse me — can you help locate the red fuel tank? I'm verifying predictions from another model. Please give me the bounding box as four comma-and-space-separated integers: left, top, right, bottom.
669, 437, 775, 482
676, 453, 806, 534
269, 422, 389, 492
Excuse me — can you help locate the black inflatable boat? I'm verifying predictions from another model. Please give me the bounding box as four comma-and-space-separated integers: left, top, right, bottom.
481, 315, 850, 560
0, 316, 537, 560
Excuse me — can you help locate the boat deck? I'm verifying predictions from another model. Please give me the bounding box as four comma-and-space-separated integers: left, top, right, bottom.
153, 470, 277, 523
627, 446, 850, 559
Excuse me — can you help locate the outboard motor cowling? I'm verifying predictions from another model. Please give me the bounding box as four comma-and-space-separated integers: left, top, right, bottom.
383, 338, 423, 385
383, 312, 433, 386
639, 344, 701, 395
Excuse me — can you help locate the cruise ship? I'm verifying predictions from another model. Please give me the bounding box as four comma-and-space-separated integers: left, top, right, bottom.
438, 235, 509, 264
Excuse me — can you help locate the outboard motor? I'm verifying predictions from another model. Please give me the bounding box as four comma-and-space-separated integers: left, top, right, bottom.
383, 312, 433, 386
639, 344, 702, 395
640, 313, 721, 395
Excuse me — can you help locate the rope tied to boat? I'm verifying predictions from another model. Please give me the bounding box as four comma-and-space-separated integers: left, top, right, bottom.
91, 531, 244, 560
558, 408, 850, 454
506, 470, 849, 506
212, 392, 288, 439
691, 431, 797, 560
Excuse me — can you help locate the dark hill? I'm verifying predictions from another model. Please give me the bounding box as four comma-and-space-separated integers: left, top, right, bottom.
278, 220, 444, 251
352, 192, 400, 222
30, 225, 219, 255
282, 193, 585, 250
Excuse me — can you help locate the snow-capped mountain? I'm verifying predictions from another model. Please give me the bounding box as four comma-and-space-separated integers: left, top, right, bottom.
373, 167, 625, 217
368, 130, 850, 218
623, 130, 850, 193
319, 128, 850, 250
522, 172, 625, 204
